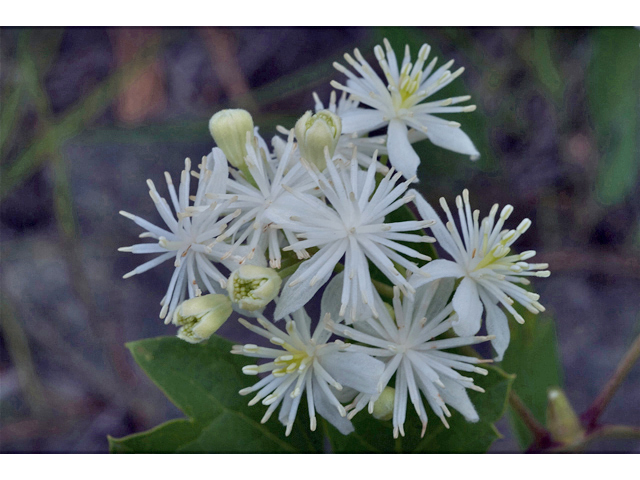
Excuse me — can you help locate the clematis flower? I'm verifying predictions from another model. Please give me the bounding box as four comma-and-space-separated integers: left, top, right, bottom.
269, 152, 435, 322
324, 275, 492, 438
208, 129, 317, 269
231, 307, 384, 436
331, 38, 479, 180
411, 189, 550, 360
118, 152, 252, 321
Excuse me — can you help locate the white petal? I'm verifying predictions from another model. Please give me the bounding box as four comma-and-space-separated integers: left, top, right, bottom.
274, 255, 333, 320
438, 377, 479, 422
333, 386, 359, 404
387, 119, 420, 179
312, 378, 354, 435
452, 277, 483, 336
320, 272, 345, 322
412, 259, 464, 291
422, 120, 480, 157
278, 386, 296, 424
424, 278, 456, 321
480, 288, 510, 361
320, 351, 384, 395
409, 189, 461, 260
340, 108, 386, 135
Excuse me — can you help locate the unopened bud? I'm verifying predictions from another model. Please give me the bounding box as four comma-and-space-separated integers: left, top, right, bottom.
173, 294, 233, 344
372, 386, 395, 421
546, 387, 584, 445
227, 265, 282, 311
294, 110, 341, 170
208, 109, 254, 170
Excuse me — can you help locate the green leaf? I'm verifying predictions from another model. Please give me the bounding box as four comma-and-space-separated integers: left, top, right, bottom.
109, 335, 322, 453
500, 309, 563, 449
108, 419, 202, 454
325, 366, 513, 453
589, 28, 640, 206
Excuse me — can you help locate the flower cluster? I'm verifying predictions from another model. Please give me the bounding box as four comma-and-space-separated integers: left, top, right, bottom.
119, 39, 549, 438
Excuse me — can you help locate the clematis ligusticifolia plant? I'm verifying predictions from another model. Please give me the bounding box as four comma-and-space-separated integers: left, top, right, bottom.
115, 38, 559, 452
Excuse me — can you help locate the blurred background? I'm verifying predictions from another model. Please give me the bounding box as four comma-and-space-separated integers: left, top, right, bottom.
1, 27, 639, 453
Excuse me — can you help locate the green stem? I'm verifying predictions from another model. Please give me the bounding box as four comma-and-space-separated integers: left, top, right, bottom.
372, 279, 394, 300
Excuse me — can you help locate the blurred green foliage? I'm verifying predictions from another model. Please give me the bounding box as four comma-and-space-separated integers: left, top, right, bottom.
588, 28, 640, 206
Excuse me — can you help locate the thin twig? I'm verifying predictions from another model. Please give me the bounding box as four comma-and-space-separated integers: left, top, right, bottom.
200, 28, 259, 113
508, 391, 553, 448
581, 332, 640, 430
590, 424, 640, 441
546, 424, 640, 453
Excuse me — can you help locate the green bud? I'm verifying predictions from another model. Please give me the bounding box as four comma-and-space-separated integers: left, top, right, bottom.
546, 387, 584, 445
294, 109, 342, 171
173, 294, 233, 344
227, 265, 282, 311
208, 109, 254, 170
372, 386, 395, 421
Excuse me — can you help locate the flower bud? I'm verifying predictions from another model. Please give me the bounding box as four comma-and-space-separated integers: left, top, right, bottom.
546, 387, 584, 445
208, 109, 254, 170
227, 265, 282, 311
173, 294, 233, 344
294, 110, 342, 170
372, 386, 395, 421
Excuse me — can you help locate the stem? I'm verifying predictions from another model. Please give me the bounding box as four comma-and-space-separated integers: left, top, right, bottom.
277, 260, 304, 280
581, 332, 640, 429
508, 391, 552, 448
589, 424, 640, 441
547, 425, 640, 453
372, 279, 394, 300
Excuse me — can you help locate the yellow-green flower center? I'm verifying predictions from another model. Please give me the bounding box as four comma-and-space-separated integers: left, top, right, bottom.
230, 277, 266, 302
272, 341, 313, 377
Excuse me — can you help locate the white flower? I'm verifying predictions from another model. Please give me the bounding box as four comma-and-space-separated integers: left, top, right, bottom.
269, 153, 435, 322
210, 129, 317, 269
411, 188, 550, 360
119, 152, 246, 321
324, 275, 492, 438
331, 38, 479, 180
231, 308, 384, 436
